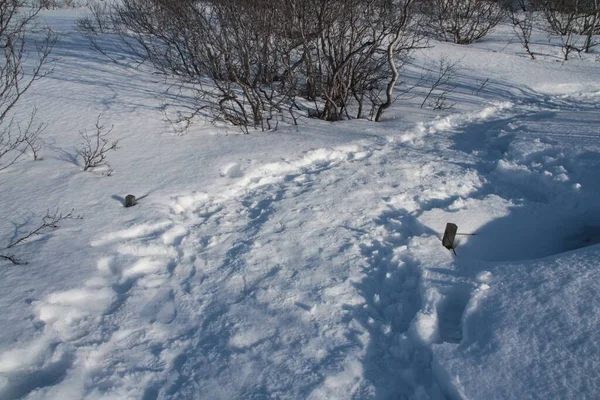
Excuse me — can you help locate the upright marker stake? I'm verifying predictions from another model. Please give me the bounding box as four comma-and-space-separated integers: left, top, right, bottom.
442, 223, 458, 255
125, 194, 136, 208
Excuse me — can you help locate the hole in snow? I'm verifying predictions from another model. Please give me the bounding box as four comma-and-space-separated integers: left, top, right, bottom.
457, 207, 600, 262
437, 288, 471, 344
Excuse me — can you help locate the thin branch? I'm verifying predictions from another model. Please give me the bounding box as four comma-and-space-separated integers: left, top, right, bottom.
0, 253, 25, 265
420, 55, 460, 109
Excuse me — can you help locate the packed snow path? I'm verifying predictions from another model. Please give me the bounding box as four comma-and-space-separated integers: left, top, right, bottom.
2, 88, 598, 399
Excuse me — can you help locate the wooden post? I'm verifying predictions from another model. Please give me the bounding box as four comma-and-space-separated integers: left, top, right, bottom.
442, 223, 458, 254
125, 195, 136, 207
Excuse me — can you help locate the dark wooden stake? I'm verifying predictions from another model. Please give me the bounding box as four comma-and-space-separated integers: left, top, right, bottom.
442, 223, 458, 255
125, 195, 136, 207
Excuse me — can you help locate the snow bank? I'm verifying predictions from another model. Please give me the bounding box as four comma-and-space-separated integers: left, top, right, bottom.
220, 162, 243, 178
434, 245, 600, 399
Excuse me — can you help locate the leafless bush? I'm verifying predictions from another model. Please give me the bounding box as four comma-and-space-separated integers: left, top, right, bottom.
0, 2, 64, 267
536, 0, 600, 58
0, 1, 55, 170
80, 0, 297, 130
22, 107, 45, 161
78, 115, 118, 173
41, 0, 82, 9
420, 56, 460, 110
79, 0, 422, 127
420, 0, 506, 44
40, 0, 56, 8
1, 209, 81, 265
304, 0, 424, 122
77, 1, 112, 34
0, 111, 45, 170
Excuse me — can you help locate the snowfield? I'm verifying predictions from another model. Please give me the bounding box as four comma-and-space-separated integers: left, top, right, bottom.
1, 9, 600, 400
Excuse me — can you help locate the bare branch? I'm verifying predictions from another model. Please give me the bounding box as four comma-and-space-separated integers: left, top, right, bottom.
0, 253, 26, 265
508, 8, 536, 59
7, 209, 81, 249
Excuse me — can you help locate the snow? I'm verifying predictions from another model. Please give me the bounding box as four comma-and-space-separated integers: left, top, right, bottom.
435, 246, 600, 399
0, 9, 599, 400
220, 162, 243, 178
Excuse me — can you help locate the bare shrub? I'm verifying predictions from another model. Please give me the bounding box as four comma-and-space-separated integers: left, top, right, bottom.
79, 0, 422, 127
0, 1, 55, 170
0, 2, 67, 267
41, 0, 82, 9
78, 116, 118, 173
420, 56, 460, 110
0, 111, 45, 170
294, 0, 424, 122
536, 0, 600, 58
507, 0, 537, 59
40, 0, 57, 9
420, 0, 506, 44
77, 1, 112, 34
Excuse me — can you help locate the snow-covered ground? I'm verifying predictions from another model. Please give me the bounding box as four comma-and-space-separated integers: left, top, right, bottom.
1, 10, 599, 399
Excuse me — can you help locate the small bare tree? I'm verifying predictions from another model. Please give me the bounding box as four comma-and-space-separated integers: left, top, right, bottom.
295, 0, 422, 122
78, 116, 118, 173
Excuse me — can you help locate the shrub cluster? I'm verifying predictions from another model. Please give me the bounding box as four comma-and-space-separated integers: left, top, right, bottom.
80, 0, 423, 128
